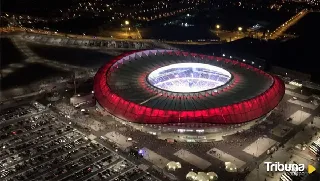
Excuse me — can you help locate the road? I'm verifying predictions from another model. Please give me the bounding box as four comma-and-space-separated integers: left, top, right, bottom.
269, 9, 308, 40
1, 27, 223, 45
211, 30, 247, 42
210, 9, 308, 42
55, 80, 320, 181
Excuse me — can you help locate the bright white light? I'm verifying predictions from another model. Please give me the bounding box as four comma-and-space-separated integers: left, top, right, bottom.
148, 63, 232, 93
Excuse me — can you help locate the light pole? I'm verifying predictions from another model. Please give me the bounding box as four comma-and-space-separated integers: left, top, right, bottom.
73, 72, 77, 95
215, 24, 220, 36
124, 20, 130, 37
300, 107, 303, 124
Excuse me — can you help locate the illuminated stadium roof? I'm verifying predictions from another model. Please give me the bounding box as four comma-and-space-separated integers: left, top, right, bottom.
147, 63, 232, 93
94, 50, 285, 124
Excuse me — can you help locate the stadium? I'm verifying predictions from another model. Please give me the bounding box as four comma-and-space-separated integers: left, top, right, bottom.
94, 50, 285, 141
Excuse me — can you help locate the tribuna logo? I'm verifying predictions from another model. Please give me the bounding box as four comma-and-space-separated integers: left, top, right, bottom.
264, 162, 305, 173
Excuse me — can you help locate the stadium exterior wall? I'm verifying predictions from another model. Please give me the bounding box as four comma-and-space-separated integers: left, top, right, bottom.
94, 50, 285, 124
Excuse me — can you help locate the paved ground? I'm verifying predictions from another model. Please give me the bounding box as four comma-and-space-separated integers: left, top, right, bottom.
0, 34, 175, 100
1, 34, 319, 181
41, 81, 319, 181
0, 102, 160, 181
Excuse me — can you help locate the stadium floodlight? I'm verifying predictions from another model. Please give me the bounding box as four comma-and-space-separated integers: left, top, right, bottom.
148, 63, 232, 93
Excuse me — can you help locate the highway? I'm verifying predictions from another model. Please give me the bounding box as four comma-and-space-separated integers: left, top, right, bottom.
269, 9, 308, 40
1, 26, 222, 45
0, 8, 311, 44
0, 9, 309, 46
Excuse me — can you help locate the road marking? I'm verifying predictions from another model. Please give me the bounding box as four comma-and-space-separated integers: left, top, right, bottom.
207, 148, 246, 168
285, 90, 308, 100
141, 148, 169, 169
271, 124, 292, 137
174, 149, 211, 170
27, 142, 97, 181
289, 110, 311, 125
104, 131, 133, 151
243, 137, 278, 157
0, 134, 83, 176
0, 130, 75, 164
287, 99, 318, 110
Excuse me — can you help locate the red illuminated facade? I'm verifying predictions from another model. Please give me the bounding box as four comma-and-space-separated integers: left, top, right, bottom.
94, 50, 285, 124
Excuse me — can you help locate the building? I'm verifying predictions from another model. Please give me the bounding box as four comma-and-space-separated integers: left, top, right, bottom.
94, 50, 285, 141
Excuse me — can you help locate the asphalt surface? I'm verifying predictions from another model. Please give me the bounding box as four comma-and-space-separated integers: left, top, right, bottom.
1, 34, 320, 181
0, 103, 159, 181
38, 79, 320, 181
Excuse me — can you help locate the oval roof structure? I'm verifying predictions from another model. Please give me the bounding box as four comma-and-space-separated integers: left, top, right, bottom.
94, 50, 285, 124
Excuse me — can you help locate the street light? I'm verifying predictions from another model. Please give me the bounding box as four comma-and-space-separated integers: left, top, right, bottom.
216, 24, 220, 29
238, 27, 243, 31
124, 20, 130, 37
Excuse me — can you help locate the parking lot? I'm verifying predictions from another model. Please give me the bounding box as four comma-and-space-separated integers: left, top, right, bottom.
0, 103, 159, 181
48, 80, 320, 181
0, 102, 44, 123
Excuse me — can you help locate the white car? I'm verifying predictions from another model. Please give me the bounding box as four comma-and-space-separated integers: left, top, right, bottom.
293, 97, 297, 100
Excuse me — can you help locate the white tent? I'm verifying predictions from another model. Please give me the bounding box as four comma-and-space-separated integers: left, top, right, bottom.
196, 172, 210, 181
166, 161, 182, 171
186, 171, 197, 180
186, 171, 219, 181
225, 162, 237, 172
207, 172, 218, 181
